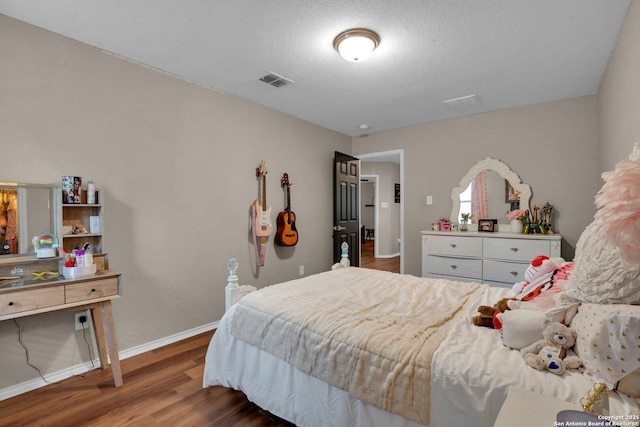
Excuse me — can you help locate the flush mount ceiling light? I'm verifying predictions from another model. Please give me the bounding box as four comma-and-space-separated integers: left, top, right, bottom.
333, 28, 379, 62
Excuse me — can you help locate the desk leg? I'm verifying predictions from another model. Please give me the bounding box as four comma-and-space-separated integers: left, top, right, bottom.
90, 301, 123, 387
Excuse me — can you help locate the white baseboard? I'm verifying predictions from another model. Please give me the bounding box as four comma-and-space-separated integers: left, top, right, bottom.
376, 252, 400, 258
0, 321, 219, 401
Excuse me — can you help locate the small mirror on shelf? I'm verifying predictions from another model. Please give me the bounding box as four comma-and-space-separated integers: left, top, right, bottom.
450, 158, 531, 229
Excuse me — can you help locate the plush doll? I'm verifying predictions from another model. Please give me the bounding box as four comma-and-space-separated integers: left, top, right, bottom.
520, 322, 583, 375
512, 255, 565, 300
509, 256, 575, 322
471, 297, 512, 328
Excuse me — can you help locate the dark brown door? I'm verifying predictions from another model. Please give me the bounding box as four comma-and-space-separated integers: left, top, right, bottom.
333, 152, 360, 266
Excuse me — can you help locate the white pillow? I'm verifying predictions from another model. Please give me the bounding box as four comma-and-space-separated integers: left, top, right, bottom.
563, 222, 640, 305
570, 303, 640, 389
498, 309, 547, 350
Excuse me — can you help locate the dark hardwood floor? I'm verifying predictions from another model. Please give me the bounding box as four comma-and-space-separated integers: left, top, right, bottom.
360, 239, 400, 273
0, 330, 294, 427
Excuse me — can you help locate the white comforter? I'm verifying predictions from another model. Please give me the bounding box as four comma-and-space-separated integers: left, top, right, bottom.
204, 269, 640, 427
228, 267, 485, 425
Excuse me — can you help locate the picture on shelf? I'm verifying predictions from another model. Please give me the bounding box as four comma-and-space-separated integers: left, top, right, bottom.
62, 176, 82, 204
478, 219, 497, 232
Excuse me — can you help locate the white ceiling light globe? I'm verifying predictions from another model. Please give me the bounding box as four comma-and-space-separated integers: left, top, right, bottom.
334, 29, 379, 62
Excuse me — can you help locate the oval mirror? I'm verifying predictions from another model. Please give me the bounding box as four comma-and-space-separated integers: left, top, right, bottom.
450, 158, 531, 228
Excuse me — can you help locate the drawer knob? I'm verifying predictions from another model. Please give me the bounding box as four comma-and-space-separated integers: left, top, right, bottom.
510, 271, 519, 276
450, 244, 457, 248
8, 301, 14, 306
91, 288, 96, 293
510, 247, 519, 252
450, 265, 458, 270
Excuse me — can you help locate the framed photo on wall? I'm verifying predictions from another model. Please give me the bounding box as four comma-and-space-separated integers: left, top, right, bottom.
478, 219, 497, 232
505, 179, 521, 206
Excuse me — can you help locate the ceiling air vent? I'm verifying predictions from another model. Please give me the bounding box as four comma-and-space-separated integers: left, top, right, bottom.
259, 72, 294, 88
442, 94, 482, 111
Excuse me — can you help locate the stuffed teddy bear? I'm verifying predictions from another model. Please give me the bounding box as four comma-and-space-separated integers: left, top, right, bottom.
472, 297, 512, 328
520, 322, 583, 375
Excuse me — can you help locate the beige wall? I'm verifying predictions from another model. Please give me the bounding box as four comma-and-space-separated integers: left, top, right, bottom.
598, 0, 640, 172
2, 0, 640, 394
354, 95, 600, 275
0, 15, 350, 389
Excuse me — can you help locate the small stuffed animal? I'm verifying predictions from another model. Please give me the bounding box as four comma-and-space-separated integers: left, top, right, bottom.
520, 322, 583, 375
472, 298, 512, 328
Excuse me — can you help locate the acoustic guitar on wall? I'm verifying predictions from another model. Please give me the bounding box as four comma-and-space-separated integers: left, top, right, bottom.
252, 160, 272, 265
275, 173, 298, 247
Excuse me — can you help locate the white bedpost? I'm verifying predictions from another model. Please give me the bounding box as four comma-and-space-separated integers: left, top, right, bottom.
225, 258, 256, 312
331, 242, 351, 270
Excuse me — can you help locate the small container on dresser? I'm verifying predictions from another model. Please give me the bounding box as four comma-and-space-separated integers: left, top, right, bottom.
421, 231, 561, 288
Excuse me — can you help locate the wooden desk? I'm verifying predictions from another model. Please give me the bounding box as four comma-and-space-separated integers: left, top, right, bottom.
0, 269, 123, 387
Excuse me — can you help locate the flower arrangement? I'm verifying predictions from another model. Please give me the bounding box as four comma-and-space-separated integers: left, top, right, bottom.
506, 209, 525, 221
461, 213, 472, 222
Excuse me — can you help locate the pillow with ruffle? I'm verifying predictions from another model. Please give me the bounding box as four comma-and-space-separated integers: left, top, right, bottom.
561, 153, 640, 304
562, 222, 640, 304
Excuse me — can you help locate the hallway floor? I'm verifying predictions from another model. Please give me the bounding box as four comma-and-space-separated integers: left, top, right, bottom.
360, 239, 400, 273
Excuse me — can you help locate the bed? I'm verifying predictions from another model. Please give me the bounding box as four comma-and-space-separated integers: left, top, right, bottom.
204, 147, 640, 426
203, 267, 639, 426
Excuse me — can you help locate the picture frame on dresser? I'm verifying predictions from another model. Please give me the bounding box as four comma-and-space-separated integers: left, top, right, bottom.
478, 219, 497, 232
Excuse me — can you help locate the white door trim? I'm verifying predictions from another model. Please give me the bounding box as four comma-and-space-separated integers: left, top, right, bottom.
356, 149, 404, 274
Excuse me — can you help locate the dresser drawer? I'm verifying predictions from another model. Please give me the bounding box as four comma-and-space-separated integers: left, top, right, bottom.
483, 259, 529, 284
426, 235, 482, 257
483, 238, 551, 262
66, 278, 119, 303
427, 255, 482, 280
0, 286, 65, 316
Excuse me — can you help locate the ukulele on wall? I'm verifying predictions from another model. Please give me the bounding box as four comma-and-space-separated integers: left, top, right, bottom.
275, 173, 299, 247
252, 161, 272, 266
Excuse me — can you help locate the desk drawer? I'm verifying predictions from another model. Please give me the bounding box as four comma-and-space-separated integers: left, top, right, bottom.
0, 287, 65, 316
427, 255, 482, 280
483, 259, 529, 284
426, 235, 482, 257
483, 238, 550, 262
66, 278, 118, 303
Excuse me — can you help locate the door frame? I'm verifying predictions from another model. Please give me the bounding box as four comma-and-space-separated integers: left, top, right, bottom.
356, 149, 404, 274
360, 174, 380, 258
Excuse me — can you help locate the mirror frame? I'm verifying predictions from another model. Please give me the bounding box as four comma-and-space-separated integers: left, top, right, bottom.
450, 157, 531, 227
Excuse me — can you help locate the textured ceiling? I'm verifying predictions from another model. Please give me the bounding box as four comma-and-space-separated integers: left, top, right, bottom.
0, 0, 632, 136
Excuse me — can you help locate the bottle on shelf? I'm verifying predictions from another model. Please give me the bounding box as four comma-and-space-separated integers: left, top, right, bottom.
87, 179, 96, 204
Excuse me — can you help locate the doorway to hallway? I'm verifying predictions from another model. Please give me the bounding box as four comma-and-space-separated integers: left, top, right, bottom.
357, 149, 404, 274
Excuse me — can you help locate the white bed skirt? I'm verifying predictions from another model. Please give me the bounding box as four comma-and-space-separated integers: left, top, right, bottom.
204, 304, 426, 427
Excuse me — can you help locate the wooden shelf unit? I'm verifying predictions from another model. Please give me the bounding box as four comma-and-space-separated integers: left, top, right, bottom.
58, 189, 103, 255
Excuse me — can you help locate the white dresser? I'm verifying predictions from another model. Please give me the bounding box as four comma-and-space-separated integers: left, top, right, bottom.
421, 231, 562, 288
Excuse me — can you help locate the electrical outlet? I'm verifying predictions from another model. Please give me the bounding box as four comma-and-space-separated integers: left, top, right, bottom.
299, 265, 305, 276
75, 311, 90, 331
